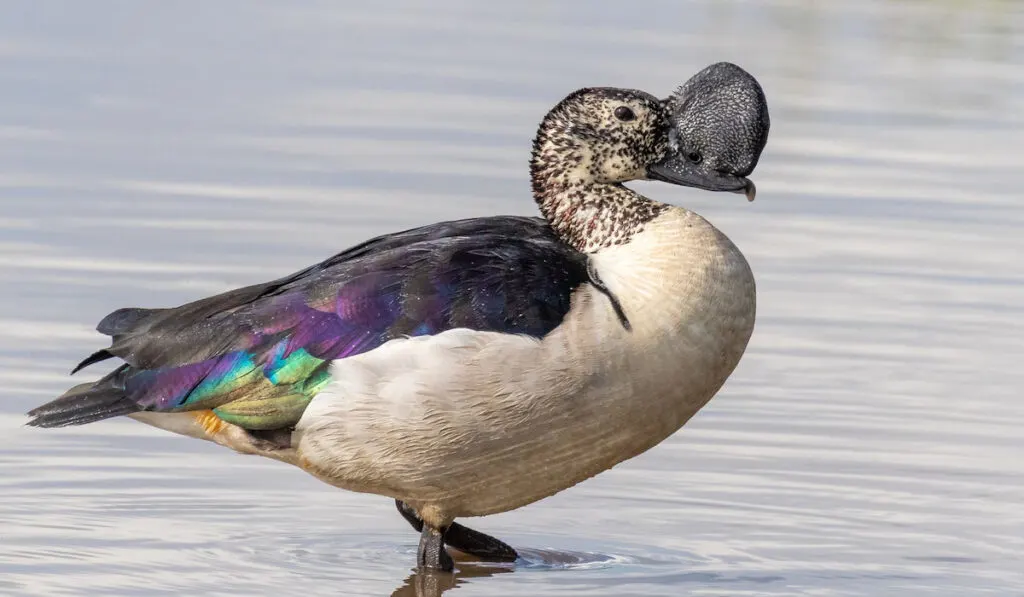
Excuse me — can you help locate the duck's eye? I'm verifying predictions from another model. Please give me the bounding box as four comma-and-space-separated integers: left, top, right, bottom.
613, 106, 636, 122
686, 151, 703, 164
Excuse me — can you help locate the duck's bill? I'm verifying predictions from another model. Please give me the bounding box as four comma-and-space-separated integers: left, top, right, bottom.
647, 155, 757, 202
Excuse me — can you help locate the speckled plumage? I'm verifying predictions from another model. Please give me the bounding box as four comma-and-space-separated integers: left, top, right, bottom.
530, 88, 670, 252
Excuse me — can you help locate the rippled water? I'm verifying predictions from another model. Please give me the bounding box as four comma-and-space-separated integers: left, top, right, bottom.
2, 1, 1022, 595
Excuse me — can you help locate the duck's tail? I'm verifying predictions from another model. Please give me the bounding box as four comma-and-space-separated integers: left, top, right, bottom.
26, 367, 141, 428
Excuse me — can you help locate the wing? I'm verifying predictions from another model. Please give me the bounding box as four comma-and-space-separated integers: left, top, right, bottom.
29, 217, 590, 430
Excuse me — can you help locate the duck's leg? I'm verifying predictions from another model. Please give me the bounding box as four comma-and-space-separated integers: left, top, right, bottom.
397, 500, 518, 562
417, 524, 454, 572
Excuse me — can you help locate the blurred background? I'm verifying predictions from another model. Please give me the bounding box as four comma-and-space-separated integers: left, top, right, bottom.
0, 1, 1021, 596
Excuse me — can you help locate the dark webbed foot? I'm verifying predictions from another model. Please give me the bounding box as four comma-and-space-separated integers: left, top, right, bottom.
397, 500, 518, 563
443, 523, 518, 562
417, 525, 454, 572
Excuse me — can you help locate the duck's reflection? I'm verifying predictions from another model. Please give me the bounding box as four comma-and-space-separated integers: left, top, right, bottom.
388, 546, 626, 596
390, 560, 514, 597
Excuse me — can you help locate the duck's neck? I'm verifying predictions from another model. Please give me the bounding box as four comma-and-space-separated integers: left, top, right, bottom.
530, 129, 668, 254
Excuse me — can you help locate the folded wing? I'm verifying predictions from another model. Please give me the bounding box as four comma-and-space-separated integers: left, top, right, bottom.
28, 217, 589, 430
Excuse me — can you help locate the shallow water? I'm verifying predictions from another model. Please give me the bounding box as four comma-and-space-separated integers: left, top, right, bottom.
1, 1, 1022, 595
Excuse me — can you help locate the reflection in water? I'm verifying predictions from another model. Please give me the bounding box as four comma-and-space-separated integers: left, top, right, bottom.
389, 548, 635, 597
388, 548, 790, 597
390, 564, 512, 597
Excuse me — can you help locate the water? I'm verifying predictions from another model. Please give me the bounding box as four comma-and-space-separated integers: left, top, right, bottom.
1, 1, 1022, 595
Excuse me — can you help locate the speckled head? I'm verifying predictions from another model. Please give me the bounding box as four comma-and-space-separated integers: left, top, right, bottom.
530, 87, 681, 250
655, 62, 770, 201
530, 87, 672, 193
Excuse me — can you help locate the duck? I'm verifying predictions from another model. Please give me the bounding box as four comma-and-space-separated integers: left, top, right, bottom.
27, 62, 769, 572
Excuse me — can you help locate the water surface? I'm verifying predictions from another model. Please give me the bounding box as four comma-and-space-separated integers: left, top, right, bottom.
1, 1, 1022, 595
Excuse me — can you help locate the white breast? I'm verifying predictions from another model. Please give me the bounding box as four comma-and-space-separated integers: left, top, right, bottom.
293, 207, 756, 521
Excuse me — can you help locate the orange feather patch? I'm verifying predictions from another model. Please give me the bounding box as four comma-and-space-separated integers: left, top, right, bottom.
193, 410, 228, 437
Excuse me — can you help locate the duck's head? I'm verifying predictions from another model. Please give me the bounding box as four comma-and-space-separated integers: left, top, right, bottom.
530, 68, 768, 202
654, 62, 770, 201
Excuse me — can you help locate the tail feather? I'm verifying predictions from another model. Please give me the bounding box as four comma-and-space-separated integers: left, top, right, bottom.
27, 375, 141, 428
70, 349, 115, 375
